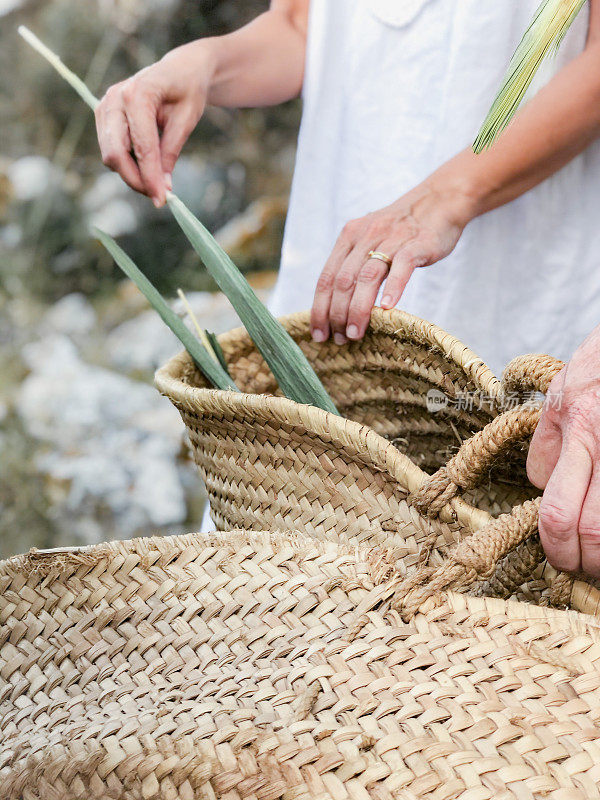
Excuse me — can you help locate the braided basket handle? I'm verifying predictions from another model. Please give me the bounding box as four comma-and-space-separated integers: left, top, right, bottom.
501, 353, 565, 397
411, 354, 565, 518
392, 498, 542, 619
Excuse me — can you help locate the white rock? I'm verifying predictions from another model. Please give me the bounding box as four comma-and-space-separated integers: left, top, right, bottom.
0, 224, 22, 249
82, 172, 129, 213
7, 156, 62, 202
81, 172, 129, 212
0, 0, 25, 16
107, 309, 181, 373
87, 198, 138, 238
18, 334, 187, 534
130, 443, 186, 526
21, 334, 79, 376
42, 293, 97, 339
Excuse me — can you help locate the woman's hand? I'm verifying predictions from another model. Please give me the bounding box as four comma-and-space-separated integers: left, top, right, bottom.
310, 175, 476, 344
95, 4, 308, 208
528, 326, 600, 578
95, 41, 215, 208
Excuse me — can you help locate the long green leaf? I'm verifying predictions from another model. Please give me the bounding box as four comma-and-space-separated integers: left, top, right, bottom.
20, 25, 339, 414
206, 331, 230, 375
474, 0, 586, 153
18, 26, 99, 111
167, 192, 339, 414
94, 228, 239, 391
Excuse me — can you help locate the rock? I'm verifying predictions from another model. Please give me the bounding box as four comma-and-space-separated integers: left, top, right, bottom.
7, 156, 62, 202
107, 309, 180, 373
0, 0, 25, 16
41, 293, 97, 339
18, 334, 188, 538
20, 333, 79, 376
171, 156, 245, 227
82, 173, 129, 213
0, 223, 21, 249
87, 198, 138, 238
215, 196, 287, 259
83, 173, 139, 237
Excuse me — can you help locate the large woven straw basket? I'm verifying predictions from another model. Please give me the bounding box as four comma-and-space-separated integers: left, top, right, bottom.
156, 309, 563, 570
2, 520, 600, 799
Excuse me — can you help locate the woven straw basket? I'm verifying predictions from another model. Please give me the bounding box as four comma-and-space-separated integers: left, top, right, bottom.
2, 522, 600, 800
157, 308, 570, 576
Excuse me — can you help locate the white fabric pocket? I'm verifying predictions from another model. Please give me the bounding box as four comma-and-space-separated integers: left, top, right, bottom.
368, 0, 434, 28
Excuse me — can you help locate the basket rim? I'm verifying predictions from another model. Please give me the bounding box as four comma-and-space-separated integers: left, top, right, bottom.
3, 530, 600, 631
154, 309, 501, 532
156, 308, 501, 397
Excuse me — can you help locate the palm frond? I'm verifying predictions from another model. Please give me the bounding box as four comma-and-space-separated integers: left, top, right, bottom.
474, 0, 586, 153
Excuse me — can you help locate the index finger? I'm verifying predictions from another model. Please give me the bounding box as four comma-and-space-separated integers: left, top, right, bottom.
122, 86, 166, 207
311, 235, 352, 342
538, 434, 592, 573
96, 106, 146, 194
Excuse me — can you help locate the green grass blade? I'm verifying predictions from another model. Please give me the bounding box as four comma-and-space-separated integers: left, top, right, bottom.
18, 26, 100, 111
94, 228, 239, 391
166, 191, 339, 414
473, 0, 586, 153
206, 331, 231, 375
176, 287, 228, 371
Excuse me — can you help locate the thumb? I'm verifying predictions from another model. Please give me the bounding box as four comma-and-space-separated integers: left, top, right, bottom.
160, 105, 199, 179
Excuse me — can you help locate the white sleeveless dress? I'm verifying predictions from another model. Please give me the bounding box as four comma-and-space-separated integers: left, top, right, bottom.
202, 0, 600, 532
269, 0, 600, 377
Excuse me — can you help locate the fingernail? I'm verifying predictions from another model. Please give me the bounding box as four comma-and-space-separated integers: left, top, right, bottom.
346, 324, 359, 339
381, 295, 394, 308
153, 197, 161, 209
334, 333, 347, 346
312, 329, 326, 342
165, 173, 173, 191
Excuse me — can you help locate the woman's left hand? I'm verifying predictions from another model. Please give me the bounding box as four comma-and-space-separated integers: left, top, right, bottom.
310, 174, 476, 344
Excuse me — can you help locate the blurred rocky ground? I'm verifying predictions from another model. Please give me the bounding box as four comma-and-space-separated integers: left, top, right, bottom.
0, 0, 297, 557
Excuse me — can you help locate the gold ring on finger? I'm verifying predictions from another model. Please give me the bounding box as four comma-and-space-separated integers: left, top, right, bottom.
367, 250, 393, 268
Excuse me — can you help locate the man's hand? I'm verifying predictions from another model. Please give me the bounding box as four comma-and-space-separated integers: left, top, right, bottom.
310, 177, 475, 344
95, 42, 214, 207
528, 326, 600, 578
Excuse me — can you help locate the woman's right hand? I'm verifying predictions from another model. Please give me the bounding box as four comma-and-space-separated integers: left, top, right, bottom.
95, 3, 308, 206
95, 41, 215, 207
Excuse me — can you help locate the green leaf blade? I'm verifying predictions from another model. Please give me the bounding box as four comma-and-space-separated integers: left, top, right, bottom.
94, 228, 239, 392
166, 192, 340, 415
19, 25, 100, 111
205, 331, 231, 375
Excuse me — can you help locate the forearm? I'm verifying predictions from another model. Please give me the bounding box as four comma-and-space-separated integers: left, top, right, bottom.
437, 41, 600, 218
188, 8, 307, 109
